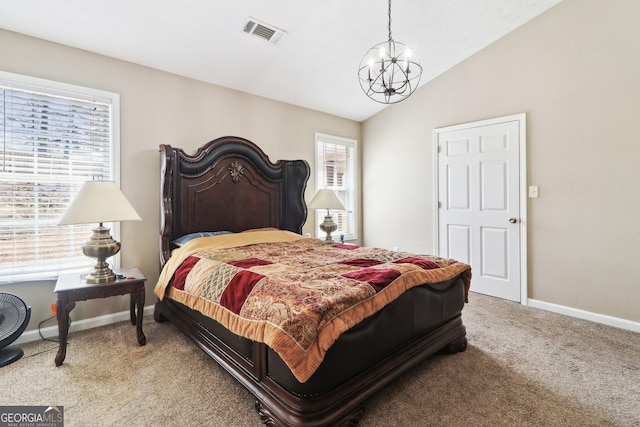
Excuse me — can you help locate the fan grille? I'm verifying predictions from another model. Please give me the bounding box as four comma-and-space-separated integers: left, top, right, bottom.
0, 293, 29, 342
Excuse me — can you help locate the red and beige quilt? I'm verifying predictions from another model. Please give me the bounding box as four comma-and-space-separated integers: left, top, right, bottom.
154, 229, 471, 382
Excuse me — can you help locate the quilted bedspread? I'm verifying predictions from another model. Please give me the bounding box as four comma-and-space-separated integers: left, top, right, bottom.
154, 229, 471, 382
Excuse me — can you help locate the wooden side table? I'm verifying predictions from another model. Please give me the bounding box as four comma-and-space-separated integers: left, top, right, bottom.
54, 267, 146, 366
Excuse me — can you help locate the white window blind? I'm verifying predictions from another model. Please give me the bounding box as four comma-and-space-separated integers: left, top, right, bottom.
314, 133, 357, 241
0, 72, 119, 282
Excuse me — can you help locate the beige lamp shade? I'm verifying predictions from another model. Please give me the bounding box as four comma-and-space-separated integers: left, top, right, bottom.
308, 189, 345, 211
59, 180, 141, 225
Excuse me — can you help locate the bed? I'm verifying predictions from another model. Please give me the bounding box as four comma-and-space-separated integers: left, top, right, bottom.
153, 136, 471, 427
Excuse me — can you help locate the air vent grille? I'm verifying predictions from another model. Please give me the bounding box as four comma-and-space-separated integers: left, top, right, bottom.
242, 17, 286, 44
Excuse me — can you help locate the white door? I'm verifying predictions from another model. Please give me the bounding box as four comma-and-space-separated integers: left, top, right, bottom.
435, 114, 525, 302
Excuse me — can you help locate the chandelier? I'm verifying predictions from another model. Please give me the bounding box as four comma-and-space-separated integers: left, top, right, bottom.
358, 0, 423, 104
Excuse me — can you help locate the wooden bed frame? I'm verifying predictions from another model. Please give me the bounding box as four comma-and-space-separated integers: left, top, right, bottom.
154, 136, 468, 426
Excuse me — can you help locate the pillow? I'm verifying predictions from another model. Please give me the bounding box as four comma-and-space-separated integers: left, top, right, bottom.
174, 231, 233, 246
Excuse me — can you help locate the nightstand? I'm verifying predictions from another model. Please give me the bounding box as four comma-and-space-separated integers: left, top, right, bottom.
54, 267, 146, 366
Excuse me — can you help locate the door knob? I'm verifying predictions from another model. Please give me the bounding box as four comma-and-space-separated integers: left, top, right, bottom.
509, 217, 518, 224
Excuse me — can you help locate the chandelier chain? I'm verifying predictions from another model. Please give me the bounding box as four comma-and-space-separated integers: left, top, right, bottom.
387, 0, 393, 41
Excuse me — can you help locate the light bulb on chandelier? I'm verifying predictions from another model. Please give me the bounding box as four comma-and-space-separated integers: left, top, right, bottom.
358, 0, 423, 104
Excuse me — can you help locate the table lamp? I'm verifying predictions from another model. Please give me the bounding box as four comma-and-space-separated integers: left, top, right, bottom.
58, 179, 141, 283
308, 189, 345, 242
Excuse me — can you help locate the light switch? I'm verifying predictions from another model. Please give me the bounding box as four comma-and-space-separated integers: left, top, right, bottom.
528, 186, 539, 198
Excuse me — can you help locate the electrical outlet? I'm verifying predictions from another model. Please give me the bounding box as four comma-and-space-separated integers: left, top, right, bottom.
392, 246, 399, 252
51, 302, 57, 317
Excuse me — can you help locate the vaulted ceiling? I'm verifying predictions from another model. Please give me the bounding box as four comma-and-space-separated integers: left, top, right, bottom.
0, 0, 562, 121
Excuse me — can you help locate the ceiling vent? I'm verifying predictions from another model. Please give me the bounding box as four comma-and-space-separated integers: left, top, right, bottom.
242, 17, 286, 44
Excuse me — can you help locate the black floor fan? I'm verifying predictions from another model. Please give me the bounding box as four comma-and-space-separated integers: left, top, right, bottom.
0, 293, 31, 367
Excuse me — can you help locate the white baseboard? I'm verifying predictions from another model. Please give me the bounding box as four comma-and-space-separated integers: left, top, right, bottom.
527, 299, 640, 333
15, 304, 155, 345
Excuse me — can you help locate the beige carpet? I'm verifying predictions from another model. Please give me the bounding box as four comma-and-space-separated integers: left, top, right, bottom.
1, 293, 638, 426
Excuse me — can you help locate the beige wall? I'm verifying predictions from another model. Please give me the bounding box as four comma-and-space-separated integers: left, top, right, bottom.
0, 29, 360, 332
362, 0, 640, 323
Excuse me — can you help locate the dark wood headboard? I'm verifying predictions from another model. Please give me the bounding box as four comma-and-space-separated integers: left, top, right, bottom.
159, 136, 310, 266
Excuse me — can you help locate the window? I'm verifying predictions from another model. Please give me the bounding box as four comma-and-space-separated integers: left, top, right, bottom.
314, 133, 357, 241
0, 71, 120, 282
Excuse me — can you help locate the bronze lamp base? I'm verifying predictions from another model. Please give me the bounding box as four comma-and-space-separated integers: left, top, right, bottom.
319, 214, 338, 242
81, 223, 121, 283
